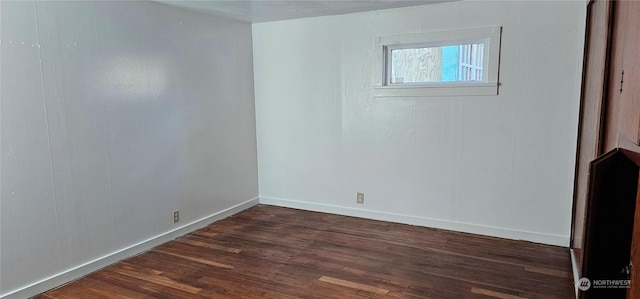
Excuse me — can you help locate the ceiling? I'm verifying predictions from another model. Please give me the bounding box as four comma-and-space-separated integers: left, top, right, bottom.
154, 0, 456, 23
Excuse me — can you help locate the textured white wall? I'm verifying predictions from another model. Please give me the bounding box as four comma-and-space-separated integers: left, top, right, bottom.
253, 1, 586, 246
0, 1, 258, 297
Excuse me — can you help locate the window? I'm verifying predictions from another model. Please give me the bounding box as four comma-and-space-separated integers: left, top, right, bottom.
388, 43, 485, 84
374, 26, 502, 97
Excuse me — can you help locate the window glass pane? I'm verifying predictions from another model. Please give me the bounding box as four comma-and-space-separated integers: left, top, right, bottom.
390, 43, 484, 84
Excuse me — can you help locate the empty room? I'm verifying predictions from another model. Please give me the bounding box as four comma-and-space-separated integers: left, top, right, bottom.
2, 0, 640, 298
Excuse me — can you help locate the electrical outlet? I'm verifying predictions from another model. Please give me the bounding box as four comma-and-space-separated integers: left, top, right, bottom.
173, 211, 180, 223
357, 192, 364, 204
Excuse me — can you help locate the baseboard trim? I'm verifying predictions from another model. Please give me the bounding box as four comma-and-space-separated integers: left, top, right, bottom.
0, 197, 259, 299
259, 196, 569, 247
570, 248, 580, 298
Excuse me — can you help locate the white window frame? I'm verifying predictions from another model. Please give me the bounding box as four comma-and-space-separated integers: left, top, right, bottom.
374, 26, 502, 97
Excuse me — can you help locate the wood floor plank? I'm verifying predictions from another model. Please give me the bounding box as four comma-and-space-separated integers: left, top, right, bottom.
153, 249, 234, 269
523, 265, 572, 278
470, 287, 528, 299
319, 276, 390, 295
175, 237, 242, 253
111, 263, 202, 294
38, 205, 575, 298
89, 268, 194, 299
192, 230, 218, 238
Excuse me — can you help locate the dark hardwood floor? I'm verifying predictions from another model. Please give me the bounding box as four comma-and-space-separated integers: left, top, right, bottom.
36, 205, 575, 298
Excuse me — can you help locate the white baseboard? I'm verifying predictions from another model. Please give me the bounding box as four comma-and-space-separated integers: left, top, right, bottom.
259, 196, 570, 247
0, 197, 259, 299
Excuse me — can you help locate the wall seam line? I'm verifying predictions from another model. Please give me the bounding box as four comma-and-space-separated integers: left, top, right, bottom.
92, 2, 117, 248
33, 0, 65, 269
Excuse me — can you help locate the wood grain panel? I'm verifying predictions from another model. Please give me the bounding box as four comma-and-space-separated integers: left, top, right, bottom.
603, 0, 629, 152
571, 0, 612, 275
618, 0, 640, 146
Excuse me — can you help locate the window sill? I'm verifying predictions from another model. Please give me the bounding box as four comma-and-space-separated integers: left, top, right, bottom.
373, 82, 499, 98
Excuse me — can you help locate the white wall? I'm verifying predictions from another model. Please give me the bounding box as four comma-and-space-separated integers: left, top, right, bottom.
253, 0, 586, 246
0, 1, 258, 297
